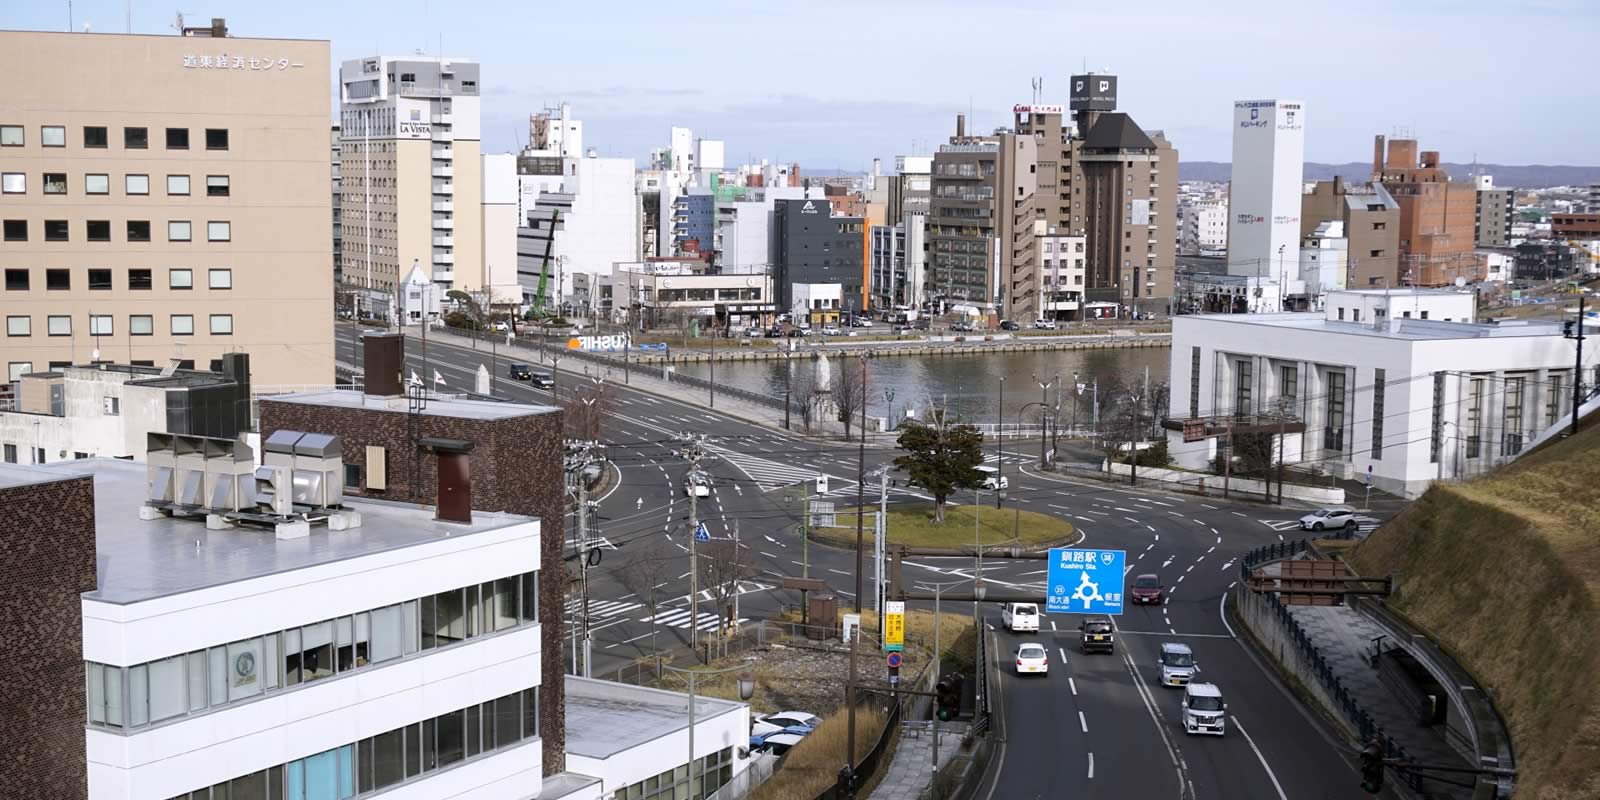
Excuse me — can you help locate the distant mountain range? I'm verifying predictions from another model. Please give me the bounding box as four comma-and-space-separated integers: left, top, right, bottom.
1178, 161, 1600, 190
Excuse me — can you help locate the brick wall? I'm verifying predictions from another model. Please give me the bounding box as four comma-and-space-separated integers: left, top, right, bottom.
0, 475, 97, 799
259, 397, 569, 776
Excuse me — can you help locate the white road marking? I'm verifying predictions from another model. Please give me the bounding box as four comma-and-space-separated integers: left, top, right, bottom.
1146, 525, 1156, 532
1206, 546, 1215, 554
1114, 507, 1139, 513
1087, 752, 1094, 779
1161, 558, 1174, 568
1078, 711, 1088, 733
1220, 559, 1236, 571
828, 568, 850, 576
1178, 575, 1186, 583
1219, 591, 1237, 638
1235, 717, 1290, 800
761, 551, 779, 559
1059, 647, 1069, 665
1124, 516, 1141, 524
1202, 503, 1218, 509
1210, 527, 1219, 535
1050, 620, 1057, 632
1232, 511, 1247, 517
1049, 504, 1072, 511
1186, 565, 1195, 573
1069, 677, 1078, 695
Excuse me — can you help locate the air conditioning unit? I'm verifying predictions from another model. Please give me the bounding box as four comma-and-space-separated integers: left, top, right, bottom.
261, 429, 345, 510
254, 465, 293, 517
202, 436, 256, 512
146, 433, 177, 503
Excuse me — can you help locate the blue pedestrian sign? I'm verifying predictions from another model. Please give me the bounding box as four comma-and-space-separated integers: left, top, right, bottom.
694, 522, 710, 542
1046, 548, 1126, 615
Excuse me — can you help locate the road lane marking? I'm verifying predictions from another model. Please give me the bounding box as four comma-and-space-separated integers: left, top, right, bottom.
1116, 629, 1236, 638
761, 551, 779, 559
1210, 527, 1219, 536
828, 568, 850, 576
1202, 503, 1218, 509
1049, 504, 1072, 511
1120, 647, 1194, 797
1069, 677, 1078, 695
1078, 711, 1088, 733
1145, 544, 1154, 552
1220, 559, 1236, 571
1050, 620, 1057, 631
1232, 511, 1247, 517
1206, 546, 1215, 554
1235, 717, 1290, 800
1087, 752, 1094, 779
1161, 557, 1174, 568
1186, 565, 1195, 573
1146, 525, 1156, 532
1178, 575, 1186, 583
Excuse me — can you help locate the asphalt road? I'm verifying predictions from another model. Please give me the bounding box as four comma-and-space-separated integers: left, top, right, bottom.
336, 323, 1376, 799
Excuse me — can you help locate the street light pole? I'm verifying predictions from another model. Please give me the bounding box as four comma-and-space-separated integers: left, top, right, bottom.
853, 352, 870, 614
1032, 374, 1058, 469
661, 660, 755, 798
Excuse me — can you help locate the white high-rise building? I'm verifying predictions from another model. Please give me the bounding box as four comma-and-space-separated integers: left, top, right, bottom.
1181, 198, 1229, 257
1227, 100, 1305, 295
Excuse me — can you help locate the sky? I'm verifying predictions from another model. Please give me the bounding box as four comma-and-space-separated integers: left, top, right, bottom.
8, 0, 1599, 170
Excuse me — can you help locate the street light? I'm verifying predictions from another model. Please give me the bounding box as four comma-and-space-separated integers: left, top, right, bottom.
883, 387, 897, 430
1277, 244, 1287, 311
1031, 373, 1060, 468
661, 659, 757, 797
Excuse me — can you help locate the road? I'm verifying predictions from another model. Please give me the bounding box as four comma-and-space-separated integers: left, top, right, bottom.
336, 323, 1376, 799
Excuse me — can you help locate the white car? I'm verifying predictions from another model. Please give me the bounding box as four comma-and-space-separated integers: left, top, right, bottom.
1014, 642, 1049, 675
759, 711, 821, 730
1181, 682, 1227, 736
1299, 508, 1355, 531
756, 732, 806, 757
974, 465, 1009, 491
1001, 602, 1040, 633
685, 479, 711, 498
821, 325, 843, 336
1032, 319, 1057, 330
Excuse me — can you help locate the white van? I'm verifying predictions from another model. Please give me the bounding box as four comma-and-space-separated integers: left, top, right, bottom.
974, 465, 1009, 491
1001, 603, 1040, 633
1181, 682, 1226, 736
1158, 642, 1197, 687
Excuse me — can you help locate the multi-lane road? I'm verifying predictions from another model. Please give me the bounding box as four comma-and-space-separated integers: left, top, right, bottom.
336, 324, 1376, 799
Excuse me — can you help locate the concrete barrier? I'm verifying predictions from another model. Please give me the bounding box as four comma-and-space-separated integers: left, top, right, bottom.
1103, 461, 1345, 504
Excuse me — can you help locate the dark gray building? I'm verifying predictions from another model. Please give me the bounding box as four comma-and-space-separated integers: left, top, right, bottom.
1476, 185, 1514, 247
773, 198, 865, 312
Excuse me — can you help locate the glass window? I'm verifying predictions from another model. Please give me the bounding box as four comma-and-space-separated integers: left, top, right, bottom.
45, 220, 68, 240
494, 577, 518, 631
124, 127, 148, 149
42, 125, 65, 147
210, 314, 233, 335
358, 738, 374, 794
87, 663, 106, 725
3, 269, 24, 290
168, 175, 191, 195
206, 128, 229, 150
284, 627, 302, 686
419, 594, 439, 650
187, 651, 207, 712
126, 174, 150, 195
127, 220, 151, 241
230, 770, 267, 800
402, 600, 419, 654
170, 268, 193, 289
298, 621, 334, 683
521, 571, 538, 622
405, 724, 422, 778
90, 315, 113, 335
494, 692, 521, 748
85, 174, 109, 194
465, 704, 482, 757
263, 632, 280, 690
209, 646, 228, 706
43, 173, 66, 194
169, 221, 192, 241
422, 718, 438, 772
208, 221, 231, 241
369, 604, 403, 663
372, 728, 405, 789
84, 126, 108, 148
207, 175, 231, 197
167, 127, 189, 149
228, 638, 263, 701
46, 268, 69, 290
466, 583, 482, 638
148, 655, 186, 722
6, 316, 29, 336
129, 664, 149, 727
2, 219, 24, 241
523, 687, 538, 740
87, 220, 111, 241
209, 268, 232, 289
129, 269, 152, 289
436, 588, 467, 646
48, 316, 71, 336
0, 125, 21, 145
130, 314, 154, 336
1, 172, 24, 193
171, 314, 194, 336
437, 708, 465, 767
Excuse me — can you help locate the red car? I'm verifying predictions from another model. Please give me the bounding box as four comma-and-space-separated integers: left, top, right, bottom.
1130, 573, 1164, 605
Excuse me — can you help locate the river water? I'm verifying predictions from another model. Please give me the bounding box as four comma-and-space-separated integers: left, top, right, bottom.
675, 345, 1172, 425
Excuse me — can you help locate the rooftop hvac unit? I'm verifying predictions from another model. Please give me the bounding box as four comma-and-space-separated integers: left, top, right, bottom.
146, 433, 178, 504
254, 465, 294, 517
261, 429, 345, 510
203, 436, 256, 512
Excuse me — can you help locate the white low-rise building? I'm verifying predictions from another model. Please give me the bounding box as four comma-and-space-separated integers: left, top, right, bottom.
1166, 288, 1599, 497
561, 677, 750, 800
1298, 221, 1349, 307
792, 283, 843, 326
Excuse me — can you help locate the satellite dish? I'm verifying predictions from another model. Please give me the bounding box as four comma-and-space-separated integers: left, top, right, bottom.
1454, 276, 1468, 288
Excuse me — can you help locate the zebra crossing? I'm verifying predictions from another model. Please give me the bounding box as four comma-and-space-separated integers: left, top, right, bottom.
982, 453, 1031, 465
1258, 515, 1381, 533
640, 608, 749, 632
703, 440, 838, 492
563, 598, 643, 622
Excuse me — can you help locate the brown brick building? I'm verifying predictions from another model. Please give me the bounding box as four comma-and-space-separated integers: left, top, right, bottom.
0, 466, 97, 800
1300, 176, 1402, 289
1372, 136, 1485, 287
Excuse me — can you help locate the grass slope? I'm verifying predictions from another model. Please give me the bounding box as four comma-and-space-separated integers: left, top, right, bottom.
1348, 423, 1600, 800
815, 504, 1075, 549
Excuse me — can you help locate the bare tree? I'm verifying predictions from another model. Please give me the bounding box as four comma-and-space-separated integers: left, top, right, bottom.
615, 534, 675, 662
787, 361, 821, 433
561, 380, 616, 442
697, 537, 752, 657
833, 358, 868, 439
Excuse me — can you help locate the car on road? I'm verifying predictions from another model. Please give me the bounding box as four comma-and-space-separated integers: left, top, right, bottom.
821, 325, 843, 336
1158, 642, 1197, 687
999, 320, 1021, 331
851, 317, 874, 328
1014, 642, 1049, 675
1181, 682, 1226, 736
1032, 319, 1057, 330
973, 465, 1009, 490
1079, 617, 1115, 654
951, 320, 976, 333
759, 711, 822, 730
508, 363, 532, 380
685, 477, 712, 498
1001, 602, 1040, 633
529, 372, 555, 389
1130, 573, 1164, 605
1299, 508, 1356, 531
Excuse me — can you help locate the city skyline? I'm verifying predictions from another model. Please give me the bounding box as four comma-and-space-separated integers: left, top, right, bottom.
7, 0, 1597, 169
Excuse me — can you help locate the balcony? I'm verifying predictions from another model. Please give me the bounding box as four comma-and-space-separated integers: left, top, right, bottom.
432, 251, 454, 265
431, 127, 451, 142
431, 111, 453, 125
432, 199, 453, 213
432, 145, 453, 160
432, 180, 453, 195
433, 217, 454, 230
432, 164, 454, 178
433, 234, 454, 247
432, 270, 455, 284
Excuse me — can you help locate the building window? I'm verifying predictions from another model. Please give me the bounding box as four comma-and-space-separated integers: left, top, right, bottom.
205, 128, 229, 150
88, 269, 112, 290
41, 125, 65, 147
0, 125, 21, 146
1233, 359, 1252, 419
1503, 376, 1526, 456
1325, 371, 1346, 452
167, 175, 190, 195
168, 221, 192, 242
1547, 374, 1565, 428
1, 172, 24, 194
124, 126, 148, 149
1371, 368, 1386, 460
209, 268, 232, 289
126, 174, 150, 195
170, 314, 194, 336
86, 220, 111, 241
207, 221, 231, 242
2, 442, 15, 462
129, 269, 152, 290
43, 173, 66, 194
84, 126, 108, 148
1467, 377, 1484, 458
1188, 346, 1201, 418
206, 175, 230, 197
48, 315, 71, 336
1279, 365, 1298, 416
127, 220, 151, 242
90, 315, 113, 335
46, 269, 70, 290
84, 174, 110, 195
130, 315, 153, 336
1429, 372, 1445, 463
209, 314, 233, 335
6, 316, 29, 336
4, 269, 28, 290
3, 220, 25, 241
166, 127, 189, 149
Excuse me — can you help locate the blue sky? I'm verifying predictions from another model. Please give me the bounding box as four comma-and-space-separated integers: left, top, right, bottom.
8, 0, 1598, 169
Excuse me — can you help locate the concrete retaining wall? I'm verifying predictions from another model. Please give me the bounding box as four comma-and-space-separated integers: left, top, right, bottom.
1232, 587, 1357, 740
1104, 461, 1346, 504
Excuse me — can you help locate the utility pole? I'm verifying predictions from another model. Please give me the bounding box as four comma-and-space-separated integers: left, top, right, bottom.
854, 354, 869, 613
997, 376, 1004, 502
577, 479, 592, 677
676, 434, 708, 658
1568, 294, 1587, 436
1128, 391, 1141, 486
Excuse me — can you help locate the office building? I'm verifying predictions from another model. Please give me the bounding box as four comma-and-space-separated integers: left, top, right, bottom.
527, 103, 584, 159
773, 198, 866, 314
672, 190, 715, 255
0, 28, 334, 386
597, 268, 775, 331
563, 676, 751, 800
332, 126, 344, 289
1300, 177, 1402, 289
1371, 136, 1484, 286
1298, 221, 1349, 304
339, 55, 485, 304
887, 155, 933, 220
928, 115, 1037, 320
1227, 100, 1306, 288
1475, 176, 1514, 248
869, 214, 927, 311
1180, 198, 1229, 256
1165, 288, 1596, 496
1038, 234, 1087, 321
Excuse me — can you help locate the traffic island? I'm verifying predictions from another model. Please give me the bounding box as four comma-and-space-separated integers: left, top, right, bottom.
808, 504, 1077, 550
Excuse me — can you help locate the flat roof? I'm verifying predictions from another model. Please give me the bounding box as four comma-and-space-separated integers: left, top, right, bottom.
1332, 288, 1467, 297
564, 675, 745, 761
263, 389, 557, 421
1185, 313, 1566, 341
0, 462, 87, 492
54, 458, 535, 605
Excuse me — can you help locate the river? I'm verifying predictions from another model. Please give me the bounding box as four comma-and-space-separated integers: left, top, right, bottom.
674, 345, 1172, 425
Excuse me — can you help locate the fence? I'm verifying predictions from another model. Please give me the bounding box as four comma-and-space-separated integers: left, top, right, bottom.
706, 751, 779, 800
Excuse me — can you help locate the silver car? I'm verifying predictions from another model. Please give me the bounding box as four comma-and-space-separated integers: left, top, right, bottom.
1298, 508, 1355, 531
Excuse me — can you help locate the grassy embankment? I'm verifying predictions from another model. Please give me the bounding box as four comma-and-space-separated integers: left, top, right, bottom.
813, 504, 1075, 550
1347, 419, 1600, 799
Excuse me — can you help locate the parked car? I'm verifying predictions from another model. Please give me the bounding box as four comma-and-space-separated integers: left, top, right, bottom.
1130, 573, 1164, 605
1181, 682, 1227, 736
852, 317, 874, 327
1033, 319, 1058, 330
529, 372, 555, 389
951, 321, 975, 333
912, 319, 931, 331
1299, 508, 1355, 531
821, 325, 843, 336
759, 711, 822, 730
1158, 642, 1197, 687
1080, 617, 1115, 654
1014, 642, 1049, 675
999, 320, 1021, 331
508, 363, 532, 380
1001, 602, 1040, 633
753, 731, 807, 757
751, 720, 814, 739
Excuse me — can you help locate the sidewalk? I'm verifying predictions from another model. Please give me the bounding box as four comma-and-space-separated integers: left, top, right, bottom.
866, 723, 963, 800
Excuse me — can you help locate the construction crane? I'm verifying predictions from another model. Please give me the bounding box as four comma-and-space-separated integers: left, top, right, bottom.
532, 208, 561, 317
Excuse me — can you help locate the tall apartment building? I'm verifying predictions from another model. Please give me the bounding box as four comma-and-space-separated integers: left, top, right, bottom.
887, 155, 932, 220
928, 114, 1037, 320
1180, 198, 1229, 256
1228, 100, 1306, 289
332, 126, 344, 287
773, 198, 866, 313
339, 56, 486, 312
1372, 135, 1484, 286
1015, 75, 1178, 318
1474, 175, 1514, 248
869, 213, 927, 310
0, 28, 334, 386
1301, 177, 1402, 289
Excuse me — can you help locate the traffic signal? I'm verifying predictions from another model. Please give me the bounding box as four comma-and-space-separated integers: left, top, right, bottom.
1359, 741, 1385, 794
935, 673, 964, 722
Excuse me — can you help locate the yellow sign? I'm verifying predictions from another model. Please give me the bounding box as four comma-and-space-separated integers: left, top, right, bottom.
884, 601, 905, 652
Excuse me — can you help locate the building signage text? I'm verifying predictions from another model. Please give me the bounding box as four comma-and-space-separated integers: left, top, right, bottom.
800, 200, 820, 215
399, 122, 432, 136
567, 333, 632, 352
1013, 104, 1065, 115
183, 54, 305, 71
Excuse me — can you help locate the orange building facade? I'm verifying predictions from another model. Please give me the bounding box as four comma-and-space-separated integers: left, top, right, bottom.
1372, 135, 1484, 286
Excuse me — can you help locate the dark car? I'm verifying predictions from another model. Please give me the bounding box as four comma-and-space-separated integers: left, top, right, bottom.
1080, 617, 1115, 654
508, 363, 532, 380
1130, 573, 1164, 605
529, 372, 555, 389
1000, 320, 1021, 331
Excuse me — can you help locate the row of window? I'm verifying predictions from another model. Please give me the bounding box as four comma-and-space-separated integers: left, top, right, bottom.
617, 746, 736, 800
0, 125, 227, 151
164, 687, 538, 800
4, 267, 230, 291
5, 358, 231, 384
2, 218, 230, 243
0, 172, 229, 197
7, 313, 232, 337
87, 571, 537, 731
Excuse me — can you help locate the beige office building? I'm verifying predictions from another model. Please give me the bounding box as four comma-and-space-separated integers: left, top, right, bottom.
339, 56, 485, 316
0, 27, 333, 386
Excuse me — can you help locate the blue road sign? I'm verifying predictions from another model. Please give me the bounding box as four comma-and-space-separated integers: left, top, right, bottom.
694, 522, 710, 542
1046, 548, 1126, 615
886, 652, 902, 669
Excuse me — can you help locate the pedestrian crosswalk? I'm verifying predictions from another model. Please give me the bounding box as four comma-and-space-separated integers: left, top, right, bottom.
982, 453, 1030, 465
640, 608, 749, 632
704, 441, 838, 492
1258, 515, 1381, 533
563, 599, 643, 620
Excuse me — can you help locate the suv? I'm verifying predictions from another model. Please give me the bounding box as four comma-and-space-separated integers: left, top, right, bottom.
1032, 319, 1058, 330
1158, 642, 1197, 687
999, 320, 1021, 331
508, 363, 532, 380
1130, 573, 1164, 605
529, 372, 555, 389
1079, 617, 1115, 654
1001, 603, 1040, 633
1299, 508, 1356, 532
